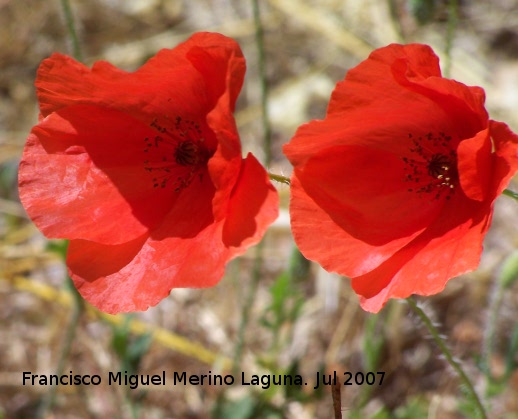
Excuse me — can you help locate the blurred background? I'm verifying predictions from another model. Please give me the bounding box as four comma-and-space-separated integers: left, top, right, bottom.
1, 0, 518, 417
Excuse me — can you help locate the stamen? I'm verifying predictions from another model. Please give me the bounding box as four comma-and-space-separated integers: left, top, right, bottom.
403, 132, 458, 201
143, 117, 213, 192
175, 140, 199, 166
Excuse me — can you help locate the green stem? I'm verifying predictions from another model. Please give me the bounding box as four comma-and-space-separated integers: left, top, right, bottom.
39, 277, 83, 418
252, 0, 272, 166
444, 0, 458, 78
386, 0, 405, 42
503, 188, 518, 201
406, 298, 487, 419
232, 240, 265, 375
38, 2, 84, 415
483, 250, 518, 385
60, 0, 83, 62
269, 172, 290, 185
233, 0, 272, 375
482, 272, 505, 380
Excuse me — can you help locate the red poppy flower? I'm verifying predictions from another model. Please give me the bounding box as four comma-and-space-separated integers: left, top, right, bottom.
283, 44, 518, 313
18, 32, 278, 313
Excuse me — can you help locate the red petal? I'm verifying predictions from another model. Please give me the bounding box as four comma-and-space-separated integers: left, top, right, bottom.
207, 120, 243, 222
289, 176, 425, 277
222, 153, 279, 249
183, 32, 246, 113
391, 60, 487, 138
36, 33, 245, 130
68, 226, 227, 313
36, 53, 208, 124
327, 43, 487, 139
69, 153, 278, 313
151, 167, 216, 241
296, 144, 444, 244
327, 44, 441, 115
284, 107, 454, 246
68, 178, 221, 313
352, 119, 518, 313
351, 192, 490, 312
284, 99, 460, 171
18, 105, 175, 244
198, 33, 247, 220
457, 128, 491, 201
67, 235, 149, 281
489, 120, 518, 195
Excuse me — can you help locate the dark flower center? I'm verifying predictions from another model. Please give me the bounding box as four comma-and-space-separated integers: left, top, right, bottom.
143, 117, 213, 192
403, 132, 458, 200
174, 140, 199, 166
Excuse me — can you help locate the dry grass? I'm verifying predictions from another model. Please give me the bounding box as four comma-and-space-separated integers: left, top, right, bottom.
2, 0, 518, 417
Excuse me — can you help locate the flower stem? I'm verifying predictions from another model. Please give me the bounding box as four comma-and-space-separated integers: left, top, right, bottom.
233, 0, 272, 375
444, 0, 458, 78
406, 297, 487, 419
232, 240, 265, 375
60, 0, 83, 62
482, 250, 518, 384
503, 188, 518, 201
482, 268, 505, 379
268, 172, 290, 185
38, 277, 83, 418
386, 0, 405, 42
252, 0, 272, 166
38, 3, 84, 416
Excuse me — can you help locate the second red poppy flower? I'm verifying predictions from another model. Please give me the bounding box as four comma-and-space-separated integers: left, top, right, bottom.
284, 43, 518, 313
